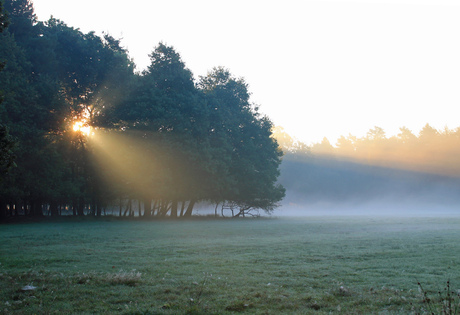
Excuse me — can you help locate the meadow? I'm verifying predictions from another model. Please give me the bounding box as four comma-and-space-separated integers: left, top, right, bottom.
1, 216, 460, 314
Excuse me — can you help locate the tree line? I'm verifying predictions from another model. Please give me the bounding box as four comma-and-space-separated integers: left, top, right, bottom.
0, 0, 285, 220
274, 124, 460, 176
274, 124, 460, 208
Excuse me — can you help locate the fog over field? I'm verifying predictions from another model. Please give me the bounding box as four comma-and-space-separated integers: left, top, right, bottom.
274, 156, 460, 217
275, 198, 460, 217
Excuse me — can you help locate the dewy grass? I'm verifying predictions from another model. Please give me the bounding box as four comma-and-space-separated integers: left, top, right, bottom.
416, 279, 460, 315
1, 216, 460, 313
74, 269, 142, 286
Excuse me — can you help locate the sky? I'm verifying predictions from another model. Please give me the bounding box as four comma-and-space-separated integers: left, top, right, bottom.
32, 0, 460, 145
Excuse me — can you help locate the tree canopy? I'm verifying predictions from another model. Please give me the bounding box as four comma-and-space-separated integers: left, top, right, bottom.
0, 0, 285, 219
0, 0, 15, 178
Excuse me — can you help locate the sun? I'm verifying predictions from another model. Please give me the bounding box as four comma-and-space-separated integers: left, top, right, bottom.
72, 107, 93, 136
73, 121, 91, 136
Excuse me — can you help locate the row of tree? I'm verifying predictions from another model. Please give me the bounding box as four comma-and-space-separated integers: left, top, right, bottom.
274, 125, 460, 208
0, 0, 285, 219
274, 124, 460, 176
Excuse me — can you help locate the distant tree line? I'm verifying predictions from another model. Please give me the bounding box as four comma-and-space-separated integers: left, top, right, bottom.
0, 0, 285, 220
274, 125, 460, 207
274, 124, 460, 176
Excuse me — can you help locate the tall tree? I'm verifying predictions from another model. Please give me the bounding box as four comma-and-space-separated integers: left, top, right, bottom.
0, 1, 135, 217
335, 134, 356, 156
419, 123, 438, 145
3, 0, 35, 44
112, 43, 208, 216
0, 0, 8, 31
198, 67, 285, 216
311, 137, 334, 155
397, 127, 417, 144
0, 0, 15, 183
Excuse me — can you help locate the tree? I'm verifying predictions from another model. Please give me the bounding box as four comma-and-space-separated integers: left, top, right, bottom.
397, 127, 417, 144
366, 126, 386, 141
0, 0, 8, 32
272, 126, 310, 156
311, 137, 334, 155
0, 2, 74, 217
0, 0, 15, 182
0, 1, 136, 217
336, 134, 356, 157
120, 43, 199, 131
419, 123, 438, 144
111, 43, 209, 217
37, 18, 136, 216
198, 67, 285, 216
0, 123, 14, 174
3, 0, 36, 45
0, 5, 286, 219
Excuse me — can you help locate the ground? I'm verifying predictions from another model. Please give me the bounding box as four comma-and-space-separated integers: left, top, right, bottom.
1, 216, 459, 314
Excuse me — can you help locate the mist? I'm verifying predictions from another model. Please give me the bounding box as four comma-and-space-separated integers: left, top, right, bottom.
274, 154, 460, 218
275, 197, 460, 218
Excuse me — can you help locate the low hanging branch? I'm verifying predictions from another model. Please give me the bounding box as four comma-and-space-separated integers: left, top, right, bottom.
220, 202, 261, 218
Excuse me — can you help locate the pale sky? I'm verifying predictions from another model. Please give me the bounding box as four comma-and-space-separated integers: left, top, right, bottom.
32, 0, 460, 145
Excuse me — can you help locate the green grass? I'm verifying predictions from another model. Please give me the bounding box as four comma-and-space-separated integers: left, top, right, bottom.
1, 216, 460, 314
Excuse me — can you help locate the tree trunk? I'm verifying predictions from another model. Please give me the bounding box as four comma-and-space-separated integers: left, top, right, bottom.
96, 202, 102, 217
12, 201, 18, 216
91, 197, 97, 216
214, 202, 220, 217
183, 199, 196, 217
72, 199, 77, 216
143, 198, 151, 216
78, 197, 85, 216
170, 200, 178, 218
30, 200, 43, 217
158, 200, 170, 217
130, 199, 134, 216
152, 199, 158, 216
179, 201, 186, 217
158, 200, 166, 217
50, 200, 59, 216
123, 199, 131, 216
0, 200, 7, 220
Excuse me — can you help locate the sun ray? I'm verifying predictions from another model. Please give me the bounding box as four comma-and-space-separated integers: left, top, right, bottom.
72, 107, 93, 136
72, 121, 92, 136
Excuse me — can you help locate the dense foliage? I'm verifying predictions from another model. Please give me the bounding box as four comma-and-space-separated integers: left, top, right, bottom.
0, 0, 284, 219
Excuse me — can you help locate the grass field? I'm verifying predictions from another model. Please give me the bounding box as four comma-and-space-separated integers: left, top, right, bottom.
1, 216, 460, 314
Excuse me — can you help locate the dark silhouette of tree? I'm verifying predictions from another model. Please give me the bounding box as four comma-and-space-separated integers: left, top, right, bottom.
0, 0, 135, 218
0, 0, 15, 186
198, 67, 285, 216
3, 0, 35, 45
0, 0, 8, 31
0, 2, 285, 219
